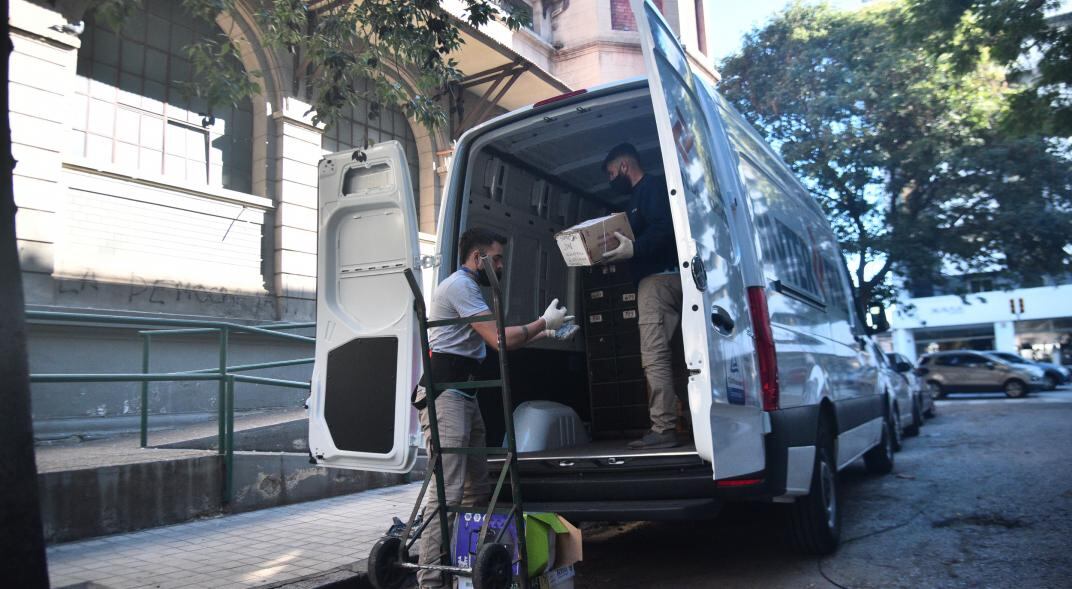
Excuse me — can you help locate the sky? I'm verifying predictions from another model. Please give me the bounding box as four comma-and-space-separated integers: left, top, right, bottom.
706, 0, 1072, 62
707, 0, 868, 61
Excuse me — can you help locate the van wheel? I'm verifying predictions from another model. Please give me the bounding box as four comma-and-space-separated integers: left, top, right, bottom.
788, 418, 841, 555
927, 381, 945, 399
904, 398, 921, 437
864, 412, 895, 475
1004, 379, 1027, 398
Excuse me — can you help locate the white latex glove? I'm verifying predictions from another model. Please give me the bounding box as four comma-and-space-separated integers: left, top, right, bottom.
601, 231, 634, 263
541, 299, 569, 331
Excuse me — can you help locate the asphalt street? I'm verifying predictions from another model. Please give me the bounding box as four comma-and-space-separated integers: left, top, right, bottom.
570, 388, 1072, 589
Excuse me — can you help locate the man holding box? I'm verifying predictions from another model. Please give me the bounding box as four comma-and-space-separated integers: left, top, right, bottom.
415, 227, 573, 589
601, 143, 683, 450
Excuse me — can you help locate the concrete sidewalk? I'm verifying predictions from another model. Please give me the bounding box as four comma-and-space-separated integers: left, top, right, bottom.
47, 483, 422, 589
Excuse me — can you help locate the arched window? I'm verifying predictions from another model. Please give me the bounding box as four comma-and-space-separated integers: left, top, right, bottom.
71, 0, 253, 193
322, 78, 421, 210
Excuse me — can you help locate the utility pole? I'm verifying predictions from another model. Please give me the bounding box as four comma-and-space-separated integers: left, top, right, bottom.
0, 2, 51, 585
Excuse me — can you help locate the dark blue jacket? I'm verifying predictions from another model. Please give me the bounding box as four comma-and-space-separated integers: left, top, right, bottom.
625, 174, 679, 282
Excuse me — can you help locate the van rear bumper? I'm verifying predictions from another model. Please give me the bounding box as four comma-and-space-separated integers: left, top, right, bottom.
511, 405, 824, 519
526, 498, 723, 521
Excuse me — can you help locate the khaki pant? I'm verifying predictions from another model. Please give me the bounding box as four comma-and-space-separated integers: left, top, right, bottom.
638, 273, 683, 433
416, 390, 490, 589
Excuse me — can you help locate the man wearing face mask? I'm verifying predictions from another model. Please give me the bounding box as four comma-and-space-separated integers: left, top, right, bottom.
601, 142, 682, 450
414, 227, 572, 589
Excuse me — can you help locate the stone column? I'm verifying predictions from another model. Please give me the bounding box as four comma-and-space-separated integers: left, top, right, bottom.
891, 328, 917, 362
8, 1, 81, 306
270, 97, 323, 321
993, 321, 1017, 353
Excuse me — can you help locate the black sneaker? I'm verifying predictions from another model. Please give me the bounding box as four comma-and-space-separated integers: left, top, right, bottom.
627, 430, 679, 449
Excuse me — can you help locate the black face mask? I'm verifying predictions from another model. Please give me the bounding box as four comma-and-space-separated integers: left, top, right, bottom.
476, 268, 503, 287
609, 164, 633, 195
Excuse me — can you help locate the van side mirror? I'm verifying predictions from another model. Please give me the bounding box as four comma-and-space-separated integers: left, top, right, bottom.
895, 361, 913, 373
866, 306, 890, 334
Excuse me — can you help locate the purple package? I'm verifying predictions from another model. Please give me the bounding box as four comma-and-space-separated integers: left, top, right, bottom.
452, 511, 520, 577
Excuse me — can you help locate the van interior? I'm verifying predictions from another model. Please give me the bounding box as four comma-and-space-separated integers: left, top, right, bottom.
453, 87, 694, 459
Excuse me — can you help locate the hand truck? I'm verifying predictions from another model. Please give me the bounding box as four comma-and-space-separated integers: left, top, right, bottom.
367, 255, 530, 589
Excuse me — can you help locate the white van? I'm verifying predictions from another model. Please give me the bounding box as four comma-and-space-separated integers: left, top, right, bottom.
308, 0, 895, 555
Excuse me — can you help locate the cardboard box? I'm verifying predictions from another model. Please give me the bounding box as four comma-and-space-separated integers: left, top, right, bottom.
555, 213, 634, 267
452, 511, 583, 585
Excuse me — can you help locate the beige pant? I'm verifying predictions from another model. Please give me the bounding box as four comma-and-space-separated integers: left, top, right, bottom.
416, 390, 490, 589
638, 273, 683, 433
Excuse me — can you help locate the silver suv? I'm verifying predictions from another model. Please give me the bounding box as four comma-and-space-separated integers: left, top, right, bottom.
917, 351, 1045, 398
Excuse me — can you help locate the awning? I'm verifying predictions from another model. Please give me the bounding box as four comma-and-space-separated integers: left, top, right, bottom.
445, 16, 572, 137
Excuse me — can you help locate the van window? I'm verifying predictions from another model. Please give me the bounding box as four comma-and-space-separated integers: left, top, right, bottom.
738, 157, 824, 302
821, 255, 851, 322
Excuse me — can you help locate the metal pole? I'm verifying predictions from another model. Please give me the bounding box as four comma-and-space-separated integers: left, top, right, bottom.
224, 375, 235, 506
403, 269, 452, 569
481, 256, 529, 589
140, 333, 150, 448
217, 327, 228, 455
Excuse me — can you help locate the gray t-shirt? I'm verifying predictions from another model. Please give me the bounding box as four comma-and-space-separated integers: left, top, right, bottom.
428, 269, 490, 361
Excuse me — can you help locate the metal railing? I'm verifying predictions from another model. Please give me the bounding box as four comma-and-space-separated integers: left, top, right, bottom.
26, 310, 315, 504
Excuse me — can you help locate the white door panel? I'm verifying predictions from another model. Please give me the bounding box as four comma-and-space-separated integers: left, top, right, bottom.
308, 142, 421, 473
632, 0, 764, 479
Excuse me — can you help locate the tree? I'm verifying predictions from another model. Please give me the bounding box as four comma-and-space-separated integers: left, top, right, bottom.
718, 1, 1072, 308
85, 0, 529, 129
903, 0, 1072, 136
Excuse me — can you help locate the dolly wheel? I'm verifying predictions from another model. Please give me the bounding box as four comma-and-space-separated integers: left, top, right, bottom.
368, 536, 407, 589
472, 543, 512, 589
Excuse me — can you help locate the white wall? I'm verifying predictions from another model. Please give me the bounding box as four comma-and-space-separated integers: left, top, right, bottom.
891, 283, 1072, 330
890, 283, 1072, 360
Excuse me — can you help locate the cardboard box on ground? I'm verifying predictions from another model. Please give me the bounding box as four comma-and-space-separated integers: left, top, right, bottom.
555, 213, 635, 267
452, 511, 582, 588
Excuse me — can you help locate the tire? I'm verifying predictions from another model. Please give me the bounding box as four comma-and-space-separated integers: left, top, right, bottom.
788, 417, 841, 555
927, 380, 945, 399
904, 397, 921, 437
472, 543, 513, 589
1042, 375, 1057, 391
1004, 379, 1028, 398
890, 403, 904, 451
923, 396, 937, 419
368, 536, 407, 589
864, 411, 895, 475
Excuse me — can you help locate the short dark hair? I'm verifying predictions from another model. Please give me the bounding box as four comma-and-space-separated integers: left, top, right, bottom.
602, 143, 641, 170
458, 227, 508, 265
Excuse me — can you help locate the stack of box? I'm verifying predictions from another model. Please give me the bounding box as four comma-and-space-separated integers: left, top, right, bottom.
583, 263, 650, 435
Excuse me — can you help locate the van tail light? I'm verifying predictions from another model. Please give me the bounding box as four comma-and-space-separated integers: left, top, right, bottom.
747, 286, 779, 411
533, 89, 588, 108
716, 477, 764, 488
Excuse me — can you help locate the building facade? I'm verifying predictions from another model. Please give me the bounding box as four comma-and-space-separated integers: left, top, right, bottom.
11, 0, 715, 434
888, 280, 1072, 366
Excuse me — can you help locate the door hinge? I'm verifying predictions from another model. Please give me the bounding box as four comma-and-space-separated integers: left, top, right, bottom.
418, 254, 441, 269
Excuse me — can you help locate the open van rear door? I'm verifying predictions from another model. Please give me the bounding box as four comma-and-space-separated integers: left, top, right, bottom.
308, 142, 421, 473
632, 0, 766, 479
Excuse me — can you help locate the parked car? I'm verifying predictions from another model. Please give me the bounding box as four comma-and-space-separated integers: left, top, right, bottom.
874, 345, 921, 446
985, 351, 1069, 391
309, 0, 899, 557
916, 351, 1045, 398
887, 352, 935, 418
